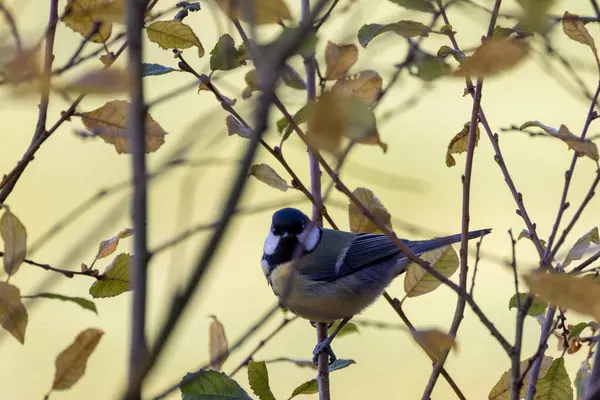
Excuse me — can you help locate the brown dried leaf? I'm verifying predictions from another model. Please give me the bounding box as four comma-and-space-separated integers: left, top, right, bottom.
324, 41, 358, 80
242, 69, 261, 99
209, 316, 229, 370
216, 0, 292, 25
59, 69, 129, 93
519, 121, 599, 160
524, 270, 600, 321
332, 70, 383, 105
80, 100, 167, 154
96, 228, 133, 259
1, 48, 40, 83
446, 122, 479, 167
249, 164, 289, 192
348, 187, 392, 234
413, 329, 457, 361
52, 328, 104, 390
453, 39, 528, 78
563, 11, 600, 65
0, 208, 27, 276
0, 282, 27, 344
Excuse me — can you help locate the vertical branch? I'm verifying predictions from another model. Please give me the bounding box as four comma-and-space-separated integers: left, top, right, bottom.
422, 1, 502, 397
0, 2, 23, 53
126, 0, 150, 398
302, 0, 329, 398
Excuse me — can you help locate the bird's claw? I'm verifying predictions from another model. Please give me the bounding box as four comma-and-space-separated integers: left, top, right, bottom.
312, 342, 336, 365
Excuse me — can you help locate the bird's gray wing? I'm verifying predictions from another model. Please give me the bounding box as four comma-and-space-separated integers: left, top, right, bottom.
312, 233, 405, 281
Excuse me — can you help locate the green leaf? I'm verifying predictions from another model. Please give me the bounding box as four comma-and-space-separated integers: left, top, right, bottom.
210, 34, 244, 71
27, 293, 97, 314
142, 63, 176, 76
279, 104, 312, 142
288, 360, 355, 399
489, 356, 553, 399
89, 253, 131, 298
574, 360, 591, 400
247, 361, 276, 400
281, 64, 306, 90
146, 20, 204, 57
277, 27, 318, 58
564, 227, 600, 267
180, 370, 252, 400
493, 26, 518, 38
328, 320, 359, 338
388, 0, 435, 12
517, 229, 547, 250
568, 322, 590, 340
534, 358, 573, 400
508, 293, 548, 316
289, 380, 318, 399
328, 359, 355, 372
404, 245, 459, 297
0, 207, 27, 276
410, 53, 451, 81
358, 21, 431, 48
249, 164, 289, 192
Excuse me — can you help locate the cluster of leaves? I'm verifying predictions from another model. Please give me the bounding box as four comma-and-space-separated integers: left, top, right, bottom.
0, 204, 115, 394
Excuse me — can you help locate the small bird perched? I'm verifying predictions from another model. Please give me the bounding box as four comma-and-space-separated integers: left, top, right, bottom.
261, 207, 491, 364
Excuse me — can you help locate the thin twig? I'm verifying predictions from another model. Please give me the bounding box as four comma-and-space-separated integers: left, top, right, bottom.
383, 293, 467, 400
0, 251, 99, 279
422, 2, 502, 397
469, 235, 485, 296
229, 315, 299, 377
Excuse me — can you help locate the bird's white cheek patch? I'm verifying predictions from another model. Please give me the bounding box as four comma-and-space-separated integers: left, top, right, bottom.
263, 232, 280, 255
300, 226, 321, 252
261, 258, 271, 277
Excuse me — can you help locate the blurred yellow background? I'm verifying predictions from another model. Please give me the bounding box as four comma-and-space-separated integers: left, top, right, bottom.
1, 0, 600, 399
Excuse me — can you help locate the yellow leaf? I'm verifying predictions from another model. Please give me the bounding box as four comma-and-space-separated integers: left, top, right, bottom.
524, 270, 600, 321
556, 125, 599, 160
80, 100, 167, 154
52, 328, 104, 390
59, 69, 129, 94
519, 121, 599, 161
563, 11, 600, 66
348, 187, 392, 234
62, 0, 115, 43
332, 70, 383, 106
0, 282, 27, 344
307, 91, 383, 154
445, 122, 479, 168
404, 246, 459, 297
324, 41, 358, 80
242, 69, 261, 99
564, 227, 599, 267
413, 329, 457, 362
96, 228, 133, 259
249, 164, 289, 192
209, 316, 229, 370
453, 39, 528, 78
215, 0, 292, 25
146, 20, 204, 57
89, 253, 131, 298
488, 356, 553, 399
0, 208, 27, 276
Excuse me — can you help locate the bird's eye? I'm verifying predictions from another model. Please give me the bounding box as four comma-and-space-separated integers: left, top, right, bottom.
272, 228, 280, 236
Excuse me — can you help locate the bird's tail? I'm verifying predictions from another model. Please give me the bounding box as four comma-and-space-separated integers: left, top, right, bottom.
407, 228, 492, 256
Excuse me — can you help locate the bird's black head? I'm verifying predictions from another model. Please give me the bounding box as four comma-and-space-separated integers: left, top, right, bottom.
271, 207, 310, 236
261, 208, 321, 276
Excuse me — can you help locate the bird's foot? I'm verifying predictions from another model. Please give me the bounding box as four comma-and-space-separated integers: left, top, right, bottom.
312, 341, 336, 365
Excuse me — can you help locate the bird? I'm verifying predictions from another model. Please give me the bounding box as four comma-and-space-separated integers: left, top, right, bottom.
260, 207, 491, 364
